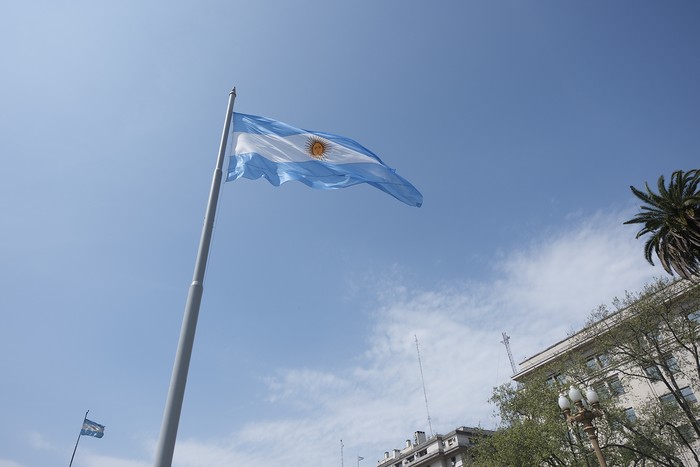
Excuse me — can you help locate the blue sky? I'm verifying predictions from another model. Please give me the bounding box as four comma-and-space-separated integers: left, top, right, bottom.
1, 1, 698, 466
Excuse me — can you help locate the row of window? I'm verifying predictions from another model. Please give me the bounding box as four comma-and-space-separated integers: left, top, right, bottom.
394, 449, 458, 467
550, 352, 686, 392
546, 372, 624, 397
593, 375, 624, 397
619, 387, 698, 427
550, 371, 697, 403
643, 355, 681, 380
660, 386, 698, 405
587, 351, 685, 375
585, 310, 700, 362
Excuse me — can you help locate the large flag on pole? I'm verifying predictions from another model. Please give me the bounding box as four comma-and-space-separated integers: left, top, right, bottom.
80, 419, 105, 438
154, 90, 423, 467
228, 113, 423, 207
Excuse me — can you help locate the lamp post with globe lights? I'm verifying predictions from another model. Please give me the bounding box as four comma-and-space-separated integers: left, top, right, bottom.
558, 386, 608, 467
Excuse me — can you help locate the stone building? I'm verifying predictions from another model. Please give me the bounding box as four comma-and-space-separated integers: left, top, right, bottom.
376, 427, 492, 467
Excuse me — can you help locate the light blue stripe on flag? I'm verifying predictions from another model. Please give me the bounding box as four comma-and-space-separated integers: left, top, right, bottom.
228, 113, 423, 207
81, 419, 105, 438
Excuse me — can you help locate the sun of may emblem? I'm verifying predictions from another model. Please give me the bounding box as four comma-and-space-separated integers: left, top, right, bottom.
305, 136, 330, 160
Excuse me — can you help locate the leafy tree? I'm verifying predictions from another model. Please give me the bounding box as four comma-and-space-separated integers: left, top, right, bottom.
469, 371, 629, 467
473, 278, 700, 466
578, 277, 700, 465
625, 169, 700, 280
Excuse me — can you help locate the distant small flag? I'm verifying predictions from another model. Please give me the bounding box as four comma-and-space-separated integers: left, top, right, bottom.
80, 419, 105, 438
358, 456, 365, 461
228, 113, 423, 207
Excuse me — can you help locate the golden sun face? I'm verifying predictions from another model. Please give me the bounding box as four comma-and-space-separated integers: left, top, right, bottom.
305, 136, 330, 160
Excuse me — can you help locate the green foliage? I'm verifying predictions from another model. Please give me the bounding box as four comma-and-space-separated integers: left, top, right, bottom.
625, 169, 700, 280
470, 374, 606, 466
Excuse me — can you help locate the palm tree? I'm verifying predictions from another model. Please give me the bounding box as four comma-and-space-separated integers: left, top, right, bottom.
624, 169, 700, 280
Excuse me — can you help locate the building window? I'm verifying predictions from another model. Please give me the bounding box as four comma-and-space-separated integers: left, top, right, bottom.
644, 365, 662, 381
591, 375, 624, 398
593, 381, 610, 399
607, 375, 625, 395
586, 357, 599, 370
681, 386, 697, 403
546, 373, 566, 387
586, 354, 610, 370
660, 392, 676, 405
664, 355, 681, 374
645, 330, 664, 346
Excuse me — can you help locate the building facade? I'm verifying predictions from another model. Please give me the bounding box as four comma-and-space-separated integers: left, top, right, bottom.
376, 427, 491, 467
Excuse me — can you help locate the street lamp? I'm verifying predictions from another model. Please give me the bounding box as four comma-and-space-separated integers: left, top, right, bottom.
558, 386, 608, 467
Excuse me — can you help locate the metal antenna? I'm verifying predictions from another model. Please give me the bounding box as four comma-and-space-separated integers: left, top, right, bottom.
415, 335, 433, 436
501, 332, 518, 375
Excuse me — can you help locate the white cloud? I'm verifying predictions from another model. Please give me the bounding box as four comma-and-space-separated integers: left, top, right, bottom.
0, 460, 27, 467
82, 453, 150, 467
26, 431, 52, 451
493, 209, 660, 359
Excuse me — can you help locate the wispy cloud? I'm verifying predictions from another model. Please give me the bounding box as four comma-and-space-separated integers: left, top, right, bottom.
92, 208, 663, 466
26, 431, 52, 451
0, 459, 27, 467
493, 209, 660, 358
82, 453, 150, 467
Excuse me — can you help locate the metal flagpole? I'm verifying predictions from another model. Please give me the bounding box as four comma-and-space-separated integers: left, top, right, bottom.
154, 87, 237, 467
68, 410, 89, 467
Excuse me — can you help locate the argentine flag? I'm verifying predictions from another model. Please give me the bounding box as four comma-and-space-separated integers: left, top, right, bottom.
227, 113, 422, 207
80, 419, 105, 438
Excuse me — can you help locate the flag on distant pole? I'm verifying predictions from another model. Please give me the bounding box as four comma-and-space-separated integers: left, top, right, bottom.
228, 113, 423, 207
80, 419, 106, 438
69, 411, 104, 467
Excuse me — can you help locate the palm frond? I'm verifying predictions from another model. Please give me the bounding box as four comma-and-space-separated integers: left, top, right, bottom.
625, 169, 700, 281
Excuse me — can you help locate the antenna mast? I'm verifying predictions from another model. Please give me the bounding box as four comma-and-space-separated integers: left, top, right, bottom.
501, 332, 518, 375
415, 335, 434, 437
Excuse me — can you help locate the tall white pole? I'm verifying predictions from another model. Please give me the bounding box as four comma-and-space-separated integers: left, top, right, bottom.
154, 88, 237, 467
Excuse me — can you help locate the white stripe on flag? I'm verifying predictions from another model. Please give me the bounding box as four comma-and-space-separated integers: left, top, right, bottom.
233, 132, 378, 164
